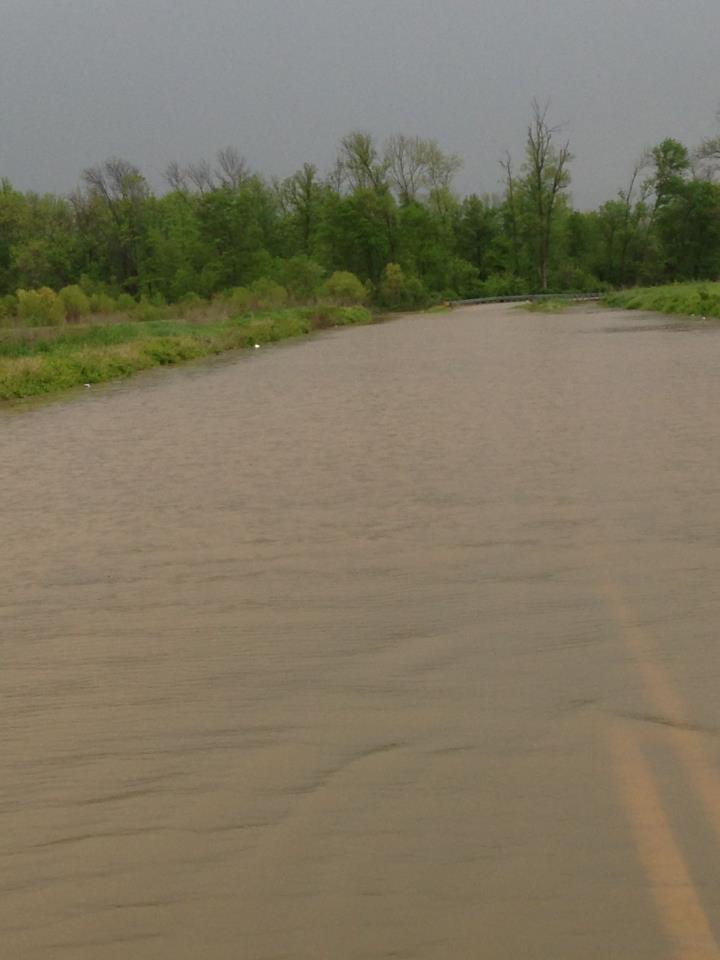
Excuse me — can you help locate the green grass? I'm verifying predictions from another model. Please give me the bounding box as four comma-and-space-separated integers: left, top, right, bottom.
0, 305, 373, 401
603, 283, 720, 319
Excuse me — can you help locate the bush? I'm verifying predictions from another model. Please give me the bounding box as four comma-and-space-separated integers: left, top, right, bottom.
326, 306, 372, 327
376, 263, 429, 310
172, 292, 205, 318
553, 265, 604, 293
227, 286, 253, 313
273, 256, 325, 302
16, 288, 65, 326
249, 277, 288, 309
115, 293, 137, 312
59, 285, 91, 321
78, 274, 104, 296
178, 292, 202, 306
130, 298, 170, 323
197, 262, 225, 299
0, 294, 18, 322
321, 271, 366, 305
88, 292, 117, 314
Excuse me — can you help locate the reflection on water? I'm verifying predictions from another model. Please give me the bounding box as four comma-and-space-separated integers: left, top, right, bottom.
3, 305, 720, 958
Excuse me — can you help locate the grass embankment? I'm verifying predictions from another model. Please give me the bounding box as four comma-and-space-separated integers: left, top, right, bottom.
603, 283, 720, 319
0, 305, 371, 401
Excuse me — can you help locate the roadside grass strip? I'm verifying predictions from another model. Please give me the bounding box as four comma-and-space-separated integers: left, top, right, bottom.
0, 306, 372, 400
604, 283, 720, 320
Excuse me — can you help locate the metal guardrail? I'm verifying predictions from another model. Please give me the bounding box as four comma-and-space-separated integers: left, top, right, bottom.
449, 293, 603, 306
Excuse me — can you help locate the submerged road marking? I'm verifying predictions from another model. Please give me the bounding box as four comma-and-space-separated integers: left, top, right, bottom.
609, 724, 720, 959
601, 579, 720, 844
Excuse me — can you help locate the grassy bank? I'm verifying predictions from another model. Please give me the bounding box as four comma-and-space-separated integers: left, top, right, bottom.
0, 305, 372, 401
603, 283, 720, 319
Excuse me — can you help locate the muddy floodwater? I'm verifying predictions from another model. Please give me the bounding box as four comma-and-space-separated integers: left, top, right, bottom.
3, 304, 720, 959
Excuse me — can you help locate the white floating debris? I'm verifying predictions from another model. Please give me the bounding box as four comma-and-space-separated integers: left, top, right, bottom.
83, 383, 91, 388
254, 344, 260, 349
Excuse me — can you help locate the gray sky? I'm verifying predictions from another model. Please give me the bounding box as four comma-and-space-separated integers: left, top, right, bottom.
2, 0, 719, 208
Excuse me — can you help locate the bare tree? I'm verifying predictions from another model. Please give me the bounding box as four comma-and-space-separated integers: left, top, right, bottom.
693, 135, 720, 181
215, 146, 249, 189
325, 156, 347, 194
616, 153, 652, 281
523, 99, 572, 290
186, 159, 215, 194
81, 157, 149, 289
422, 140, 462, 194
82, 157, 148, 209
384, 134, 462, 209
499, 151, 521, 276
163, 160, 189, 192
692, 105, 720, 180
337, 131, 389, 191
385, 134, 426, 204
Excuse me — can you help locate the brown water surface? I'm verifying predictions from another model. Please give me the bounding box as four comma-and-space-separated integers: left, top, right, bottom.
3, 304, 720, 959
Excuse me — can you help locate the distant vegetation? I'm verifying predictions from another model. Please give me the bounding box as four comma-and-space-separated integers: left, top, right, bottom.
2, 100, 720, 326
2, 100, 720, 399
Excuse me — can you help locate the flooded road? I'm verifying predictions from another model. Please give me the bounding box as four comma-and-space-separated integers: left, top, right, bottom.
3, 303, 720, 959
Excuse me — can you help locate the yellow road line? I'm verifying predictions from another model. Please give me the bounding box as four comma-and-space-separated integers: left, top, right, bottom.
602, 579, 720, 843
609, 724, 720, 959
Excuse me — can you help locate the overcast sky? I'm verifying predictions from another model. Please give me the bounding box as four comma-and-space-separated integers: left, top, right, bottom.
2, 0, 719, 208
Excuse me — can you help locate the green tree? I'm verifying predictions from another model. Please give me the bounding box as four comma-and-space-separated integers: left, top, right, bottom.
454, 195, 505, 280
648, 139, 690, 210
656, 178, 720, 279
276, 163, 324, 256
196, 176, 279, 288
80, 158, 151, 292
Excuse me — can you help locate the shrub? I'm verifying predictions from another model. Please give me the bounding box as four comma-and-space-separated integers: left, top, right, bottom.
376, 263, 429, 310
0, 294, 18, 322
274, 256, 325, 302
78, 274, 103, 295
58, 285, 91, 321
115, 293, 137, 312
130, 299, 169, 323
327, 306, 372, 326
178, 292, 202, 306
16, 288, 65, 326
172, 292, 205, 318
228, 286, 253, 313
321, 271, 366, 305
197, 262, 225, 299
553, 265, 604, 293
249, 277, 288, 309
88, 292, 117, 314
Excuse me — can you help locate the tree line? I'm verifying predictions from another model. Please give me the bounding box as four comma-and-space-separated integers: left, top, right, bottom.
2, 100, 720, 317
